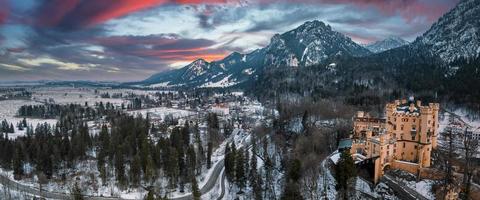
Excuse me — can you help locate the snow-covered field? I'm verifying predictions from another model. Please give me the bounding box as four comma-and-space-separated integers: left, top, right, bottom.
31, 87, 128, 106
0, 100, 58, 139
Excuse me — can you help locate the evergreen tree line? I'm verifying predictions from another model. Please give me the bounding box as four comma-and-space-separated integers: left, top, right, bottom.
18, 102, 117, 119
0, 121, 93, 180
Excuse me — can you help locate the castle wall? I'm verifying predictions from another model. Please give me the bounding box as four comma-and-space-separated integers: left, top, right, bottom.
391, 160, 420, 175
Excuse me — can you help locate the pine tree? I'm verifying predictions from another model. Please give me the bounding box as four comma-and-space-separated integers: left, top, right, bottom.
249, 146, 258, 186
281, 159, 303, 200
130, 154, 141, 187
225, 143, 235, 182
13, 145, 23, 179
236, 148, 246, 192
115, 145, 126, 187
191, 177, 201, 200
335, 150, 356, 198
207, 141, 212, 169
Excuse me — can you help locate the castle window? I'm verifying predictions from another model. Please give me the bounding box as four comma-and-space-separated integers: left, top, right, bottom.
394, 125, 397, 130
394, 117, 397, 122
401, 125, 404, 131
403, 142, 405, 148
412, 136, 415, 140
428, 120, 431, 124
413, 119, 416, 123
414, 145, 417, 149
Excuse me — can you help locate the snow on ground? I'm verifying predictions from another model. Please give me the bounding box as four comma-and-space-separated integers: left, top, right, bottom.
330, 151, 340, 164
414, 180, 435, 200
389, 170, 435, 200
127, 107, 195, 121
374, 182, 400, 200
0, 159, 147, 199
320, 152, 337, 199
0, 100, 57, 139
355, 177, 379, 198
440, 108, 480, 132
0, 184, 40, 200
201, 169, 225, 200
200, 75, 239, 88
147, 82, 170, 88
31, 87, 128, 106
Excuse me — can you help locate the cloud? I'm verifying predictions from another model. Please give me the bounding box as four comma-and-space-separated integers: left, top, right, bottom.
92, 34, 228, 62
19, 57, 87, 71
0, 0, 461, 81
0, 63, 29, 71
31, 0, 236, 30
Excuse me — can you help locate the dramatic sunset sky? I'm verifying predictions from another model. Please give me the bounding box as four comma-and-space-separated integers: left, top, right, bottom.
0, 0, 459, 81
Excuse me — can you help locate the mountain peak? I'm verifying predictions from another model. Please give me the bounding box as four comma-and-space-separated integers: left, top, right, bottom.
366, 36, 409, 53
192, 58, 208, 64
384, 36, 408, 43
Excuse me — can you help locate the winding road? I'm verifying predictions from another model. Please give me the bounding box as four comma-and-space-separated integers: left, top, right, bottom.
0, 159, 227, 200
0, 134, 233, 200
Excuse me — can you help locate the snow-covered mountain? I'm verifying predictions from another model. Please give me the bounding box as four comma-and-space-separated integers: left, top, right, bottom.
142, 20, 370, 88
366, 37, 409, 53
264, 20, 371, 67
142, 0, 480, 89
414, 0, 480, 63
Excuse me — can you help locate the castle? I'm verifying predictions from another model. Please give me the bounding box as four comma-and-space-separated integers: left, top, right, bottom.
349, 98, 439, 183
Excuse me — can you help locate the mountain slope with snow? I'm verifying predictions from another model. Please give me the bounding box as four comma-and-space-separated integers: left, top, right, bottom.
414, 0, 480, 63
366, 37, 409, 53
141, 20, 370, 88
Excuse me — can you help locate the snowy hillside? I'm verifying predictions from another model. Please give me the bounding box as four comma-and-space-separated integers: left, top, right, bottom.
366, 37, 409, 53
415, 0, 480, 63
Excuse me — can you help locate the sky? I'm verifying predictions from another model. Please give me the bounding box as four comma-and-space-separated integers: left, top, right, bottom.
0, 0, 459, 82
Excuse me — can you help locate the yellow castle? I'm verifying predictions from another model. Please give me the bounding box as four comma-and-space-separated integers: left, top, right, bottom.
349, 98, 439, 183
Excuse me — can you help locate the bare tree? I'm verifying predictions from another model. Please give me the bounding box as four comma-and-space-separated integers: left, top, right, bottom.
462, 127, 479, 198
300, 154, 320, 199
437, 122, 456, 197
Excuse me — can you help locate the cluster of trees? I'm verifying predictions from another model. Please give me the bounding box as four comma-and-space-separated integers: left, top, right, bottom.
1, 119, 14, 133
18, 102, 118, 120
224, 138, 263, 199
0, 90, 31, 101
99, 92, 123, 99
95, 112, 213, 194
129, 97, 143, 109
2, 100, 226, 198
0, 121, 93, 180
